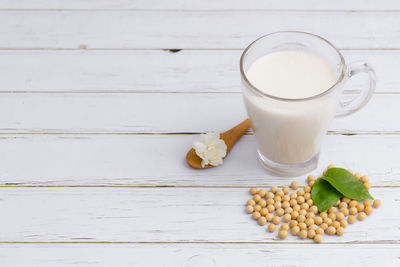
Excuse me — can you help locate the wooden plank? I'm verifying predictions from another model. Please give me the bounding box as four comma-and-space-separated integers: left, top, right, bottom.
0, 11, 399, 49
0, 50, 396, 93
0, 0, 397, 11
0, 134, 399, 186
0, 243, 399, 267
0, 93, 397, 134
0, 187, 396, 242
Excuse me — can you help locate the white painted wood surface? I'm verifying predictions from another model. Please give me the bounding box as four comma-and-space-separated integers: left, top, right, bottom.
1, 0, 399, 265
0, 50, 398, 93
1, 11, 400, 49
0, 93, 398, 134
0, 134, 399, 186
0, 187, 395, 242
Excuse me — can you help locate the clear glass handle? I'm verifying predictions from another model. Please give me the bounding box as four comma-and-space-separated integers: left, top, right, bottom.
335, 61, 376, 117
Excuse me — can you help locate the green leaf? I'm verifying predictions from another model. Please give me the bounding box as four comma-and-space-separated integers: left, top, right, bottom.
311, 178, 342, 212
323, 168, 374, 201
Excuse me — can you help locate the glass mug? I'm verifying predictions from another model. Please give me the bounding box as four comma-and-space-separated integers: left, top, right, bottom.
240, 31, 376, 176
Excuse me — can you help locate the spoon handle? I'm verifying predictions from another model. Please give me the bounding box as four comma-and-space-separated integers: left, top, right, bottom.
221, 119, 251, 154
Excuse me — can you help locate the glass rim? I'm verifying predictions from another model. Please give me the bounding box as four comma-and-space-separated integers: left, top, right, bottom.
240, 31, 346, 102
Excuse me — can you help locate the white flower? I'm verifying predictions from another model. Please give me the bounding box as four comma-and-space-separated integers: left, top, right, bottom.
193, 132, 227, 168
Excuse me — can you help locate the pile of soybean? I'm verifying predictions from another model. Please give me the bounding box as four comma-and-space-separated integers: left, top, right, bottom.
246, 165, 381, 243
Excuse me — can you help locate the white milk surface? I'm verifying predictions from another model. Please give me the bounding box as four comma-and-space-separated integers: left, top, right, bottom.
244, 50, 340, 165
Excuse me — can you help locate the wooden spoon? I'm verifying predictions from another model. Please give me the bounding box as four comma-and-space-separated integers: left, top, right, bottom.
186, 119, 251, 169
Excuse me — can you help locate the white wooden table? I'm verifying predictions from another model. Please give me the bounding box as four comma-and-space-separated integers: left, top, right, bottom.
0, 1, 399, 266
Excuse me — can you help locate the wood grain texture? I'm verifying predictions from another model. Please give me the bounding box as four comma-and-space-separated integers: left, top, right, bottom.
0, 93, 397, 134
0, 11, 399, 49
0, 187, 396, 242
0, 50, 397, 93
0, 243, 399, 267
0, 134, 399, 186
0, 0, 398, 11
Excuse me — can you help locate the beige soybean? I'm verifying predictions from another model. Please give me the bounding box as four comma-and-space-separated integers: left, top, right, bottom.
357, 204, 365, 212
308, 180, 315, 187
258, 216, 267, 226
260, 208, 269, 216
289, 199, 297, 207
266, 213, 274, 222
274, 196, 282, 203
283, 186, 291, 195
298, 222, 307, 230
364, 200, 372, 207
300, 203, 309, 210
307, 175, 316, 183
299, 209, 307, 216
276, 208, 284, 217
309, 224, 318, 231
267, 223, 276, 232
320, 212, 328, 219
364, 182, 371, 190
339, 202, 348, 209
349, 200, 358, 208
365, 206, 373, 215
274, 202, 282, 209
373, 199, 382, 208
272, 216, 281, 225
361, 176, 369, 183
314, 216, 323, 225
293, 205, 300, 212
278, 230, 288, 239
253, 194, 261, 203
355, 173, 362, 179
267, 204, 275, 213
291, 181, 300, 190
250, 188, 258, 195
328, 164, 336, 169
246, 205, 254, 214
336, 227, 345, 236
304, 186, 311, 193
308, 229, 316, 238
297, 196, 305, 204
304, 193, 311, 200
252, 212, 261, 220
331, 221, 340, 229
266, 198, 274, 205
348, 215, 356, 224
283, 213, 292, 222
291, 211, 299, 219
326, 226, 336, 235
340, 208, 349, 216
290, 193, 297, 199
342, 197, 351, 204
336, 212, 345, 221
276, 190, 284, 197
349, 207, 358, 215
282, 201, 290, 209
285, 207, 293, 214
297, 190, 305, 196
306, 212, 315, 219
280, 224, 289, 231
270, 186, 279, 193
306, 199, 314, 206
314, 234, 323, 243
305, 218, 314, 227
258, 189, 266, 197
340, 219, 348, 228
316, 228, 324, 235
254, 205, 261, 212
328, 207, 337, 214
282, 195, 290, 202
258, 199, 267, 208
266, 192, 274, 199
309, 205, 318, 214
299, 230, 308, 239
289, 220, 298, 228
297, 215, 306, 223
247, 199, 256, 206
328, 213, 336, 221
358, 212, 367, 221
320, 223, 328, 230
323, 217, 332, 225
291, 226, 300, 235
